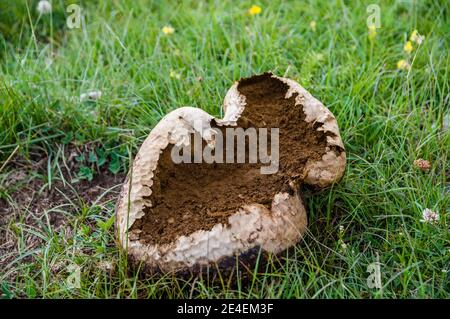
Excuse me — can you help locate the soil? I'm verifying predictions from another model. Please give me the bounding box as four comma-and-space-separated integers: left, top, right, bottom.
132, 73, 339, 245
0, 146, 125, 221
0, 145, 126, 272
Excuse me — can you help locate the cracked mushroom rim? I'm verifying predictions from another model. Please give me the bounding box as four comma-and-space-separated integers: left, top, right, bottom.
222, 73, 346, 188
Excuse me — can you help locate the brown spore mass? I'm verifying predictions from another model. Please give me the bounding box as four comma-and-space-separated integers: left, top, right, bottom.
131, 73, 331, 245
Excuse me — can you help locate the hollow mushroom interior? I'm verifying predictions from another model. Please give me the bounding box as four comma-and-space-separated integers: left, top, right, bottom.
130, 73, 335, 246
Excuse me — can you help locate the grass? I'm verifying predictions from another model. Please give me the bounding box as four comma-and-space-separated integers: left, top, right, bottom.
0, 0, 449, 298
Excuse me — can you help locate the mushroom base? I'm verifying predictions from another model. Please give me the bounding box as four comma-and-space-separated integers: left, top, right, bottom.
127, 245, 298, 281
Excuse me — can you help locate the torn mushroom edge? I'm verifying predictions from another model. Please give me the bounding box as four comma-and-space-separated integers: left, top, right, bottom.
274, 75, 346, 188
224, 73, 346, 188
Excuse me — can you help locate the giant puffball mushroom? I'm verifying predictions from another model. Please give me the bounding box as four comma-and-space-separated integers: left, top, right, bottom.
115, 72, 346, 274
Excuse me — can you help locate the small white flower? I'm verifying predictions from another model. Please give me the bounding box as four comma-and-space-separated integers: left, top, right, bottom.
80, 90, 102, 101
340, 242, 348, 250
37, 1, 52, 15
44, 57, 53, 69
98, 261, 114, 272
420, 208, 439, 224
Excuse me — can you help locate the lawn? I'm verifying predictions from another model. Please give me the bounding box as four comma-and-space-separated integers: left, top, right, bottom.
0, 0, 448, 298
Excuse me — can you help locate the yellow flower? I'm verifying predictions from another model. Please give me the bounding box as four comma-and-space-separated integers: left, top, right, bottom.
248, 5, 262, 15
309, 20, 317, 32
403, 41, 413, 54
410, 30, 424, 44
368, 25, 377, 40
397, 59, 411, 70
162, 26, 175, 35
169, 70, 181, 79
